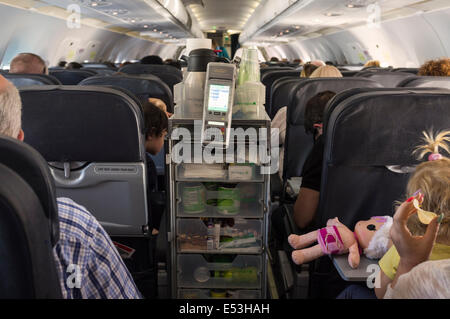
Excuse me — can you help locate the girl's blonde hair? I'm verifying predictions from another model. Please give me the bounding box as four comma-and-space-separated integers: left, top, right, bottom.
406, 130, 450, 242
309, 65, 343, 78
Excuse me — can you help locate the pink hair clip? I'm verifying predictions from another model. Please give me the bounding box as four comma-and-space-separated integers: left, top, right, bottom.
428, 153, 443, 161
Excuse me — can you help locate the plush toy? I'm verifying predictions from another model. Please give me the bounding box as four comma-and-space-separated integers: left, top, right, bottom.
288, 216, 393, 268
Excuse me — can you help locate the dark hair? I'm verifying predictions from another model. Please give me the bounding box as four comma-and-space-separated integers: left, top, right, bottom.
270, 57, 279, 62
58, 61, 67, 67
304, 91, 336, 135
303, 63, 319, 77
143, 101, 168, 138
165, 60, 182, 70
141, 55, 164, 65
65, 62, 83, 70
325, 61, 335, 66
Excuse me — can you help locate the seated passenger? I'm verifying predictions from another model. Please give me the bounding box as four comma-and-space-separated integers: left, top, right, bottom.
300, 62, 318, 78
142, 100, 169, 235
141, 55, 164, 65
270, 57, 279, 62
149, 97, 172, 118
418, 58, 450, 76
364, 60, 381, 68
374, 130, 450, 298
10, 53, 48, 74
292, 91, 336, 229
272, 66, 342, 180
0, 75, 141, 299
58, 61, 67, 68
65, 62, 83, 70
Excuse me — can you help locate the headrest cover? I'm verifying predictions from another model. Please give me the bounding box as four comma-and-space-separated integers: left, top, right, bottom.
325, 90, 450, 166
20, 86, 144, 162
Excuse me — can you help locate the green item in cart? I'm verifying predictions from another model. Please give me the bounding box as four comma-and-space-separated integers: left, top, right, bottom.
182, 183, 206, 213
217, 185, 240, 215
204, 182, 218, 206
230, 267, 258, 284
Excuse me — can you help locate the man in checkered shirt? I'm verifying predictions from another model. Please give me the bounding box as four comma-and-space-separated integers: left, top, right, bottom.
0, 72, 141, 299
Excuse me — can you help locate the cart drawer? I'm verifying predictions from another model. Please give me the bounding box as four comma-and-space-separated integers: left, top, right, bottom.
177, 254, 262, 289
175, 182, 264, 218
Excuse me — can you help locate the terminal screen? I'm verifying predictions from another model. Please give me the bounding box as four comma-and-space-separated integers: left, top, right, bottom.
207, 84, 230, 113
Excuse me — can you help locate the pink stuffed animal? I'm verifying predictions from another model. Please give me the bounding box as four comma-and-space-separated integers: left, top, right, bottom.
288, 216, 393, 268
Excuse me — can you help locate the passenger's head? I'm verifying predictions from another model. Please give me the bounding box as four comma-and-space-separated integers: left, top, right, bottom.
300, 63, 319, 78
325, 61, 335, 66
406, 130, 450, 243
143, 100, 168, 155
310, 60, 326, 67
270, 57, 279, 62
65, 62, 83, 70
418, 58, 450, 76
0, 75, 24, 141
293, 58, 303, 65
58, 61, 67, 68
310, 65, 343, 78
304, 90, 336, 138
364, 60, 380, 68
141, 55, 164, 65
10, 53, 47, 74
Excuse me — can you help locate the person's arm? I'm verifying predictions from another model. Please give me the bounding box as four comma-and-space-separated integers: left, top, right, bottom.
293, 187, 319, 229
374, 270, 392, 299
382, 193, 440, 298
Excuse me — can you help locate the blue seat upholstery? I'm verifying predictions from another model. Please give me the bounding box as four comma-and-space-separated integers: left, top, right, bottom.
79, 74, 174, 112
119, 64, 182, 93
397, 76, 450, 89
0, 136, 60, 246
0, 162, 61, 298
4, 73, 61, 87
270, 77, 305, 119
50, 69, 97, 85
354, 70, 415, 87
283, 78, 383, 185
261, 70, 302, 115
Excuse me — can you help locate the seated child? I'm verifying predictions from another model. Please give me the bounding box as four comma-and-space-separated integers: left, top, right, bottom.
375, 130, 450, 298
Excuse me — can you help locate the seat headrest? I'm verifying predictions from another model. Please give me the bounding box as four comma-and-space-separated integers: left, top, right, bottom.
358, 71, 415, 87
49, 69, 96, 85
0, 163, 61, 298
119, 63, 182, 80
325, 89, 450, 166
19, 86, 145, 163
289, 78, 383, 125
398, 76, 450, 89
0, 136, 60, 246
79, 74, 174, 112
4, 74, 61, 87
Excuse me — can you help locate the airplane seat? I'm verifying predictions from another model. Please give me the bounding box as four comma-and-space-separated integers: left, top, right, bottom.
0, 163, 62, 299
283, 78, 383, 191
4, 73, 61, 87
118, 64, 182, 93
79, 74, 174, 113
261, 70, 302, 115
391, 67, 419, 74
340, 70, 359, 77
355, 71, 415, 87
397, 76, 450, 89
49, 69, 97, 85
0, 136, 60, 247
260, 66, 294, 79
270, 77, 305, 119
19, 85, 149, 237
309, 88, 450, 298
82, 68, 116, 76
82, 63, 118, 71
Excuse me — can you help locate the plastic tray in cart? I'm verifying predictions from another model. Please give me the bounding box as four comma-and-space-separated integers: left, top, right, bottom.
178, 289, 261, 299
177, 218, 263, 254
177, 254, 262, 289
176, 182, 264, 218
175, 163, 265, 182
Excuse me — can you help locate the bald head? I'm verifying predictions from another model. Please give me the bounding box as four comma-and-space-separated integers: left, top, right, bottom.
0, 75, 23, 140
10, 53, 47, 74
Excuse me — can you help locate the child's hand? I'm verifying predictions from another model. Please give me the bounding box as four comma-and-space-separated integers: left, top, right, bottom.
390, 193, 440, 269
